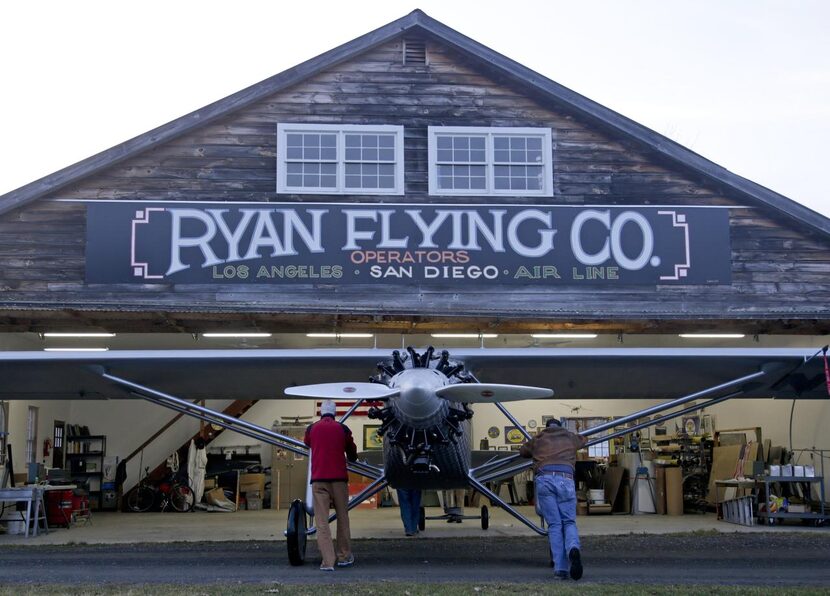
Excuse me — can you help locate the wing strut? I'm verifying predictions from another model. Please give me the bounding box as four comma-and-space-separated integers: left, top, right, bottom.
303, 476, 390, 536
470, 369, 766, 483
465, 474, 546, 536
97, 370, 382, 480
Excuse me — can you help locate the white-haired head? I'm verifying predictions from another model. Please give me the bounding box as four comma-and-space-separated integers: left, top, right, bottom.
321, 399, 337, 418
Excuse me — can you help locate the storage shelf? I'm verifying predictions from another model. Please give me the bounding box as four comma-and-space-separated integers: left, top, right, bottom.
758, 512, 825, 519
66, 435, 107, 512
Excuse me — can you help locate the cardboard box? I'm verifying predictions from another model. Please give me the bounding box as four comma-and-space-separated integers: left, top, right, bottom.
348, 483, 378, 509
239, 473, 266, 495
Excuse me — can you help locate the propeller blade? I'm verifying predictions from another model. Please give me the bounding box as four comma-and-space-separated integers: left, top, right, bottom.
436, 383, 553, 403
284, 382, 399, 400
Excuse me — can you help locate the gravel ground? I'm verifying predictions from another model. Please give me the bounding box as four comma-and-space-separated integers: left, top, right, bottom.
1, 533, 829, 586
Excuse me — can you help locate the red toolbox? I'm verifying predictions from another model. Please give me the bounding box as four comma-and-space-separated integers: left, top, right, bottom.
45, 489, 74, 527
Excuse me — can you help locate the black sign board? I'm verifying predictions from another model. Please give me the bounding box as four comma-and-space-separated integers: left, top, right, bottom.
85, 202, 731, 285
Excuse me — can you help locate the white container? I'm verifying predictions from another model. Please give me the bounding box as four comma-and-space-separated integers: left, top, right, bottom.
588, 489, 605, 503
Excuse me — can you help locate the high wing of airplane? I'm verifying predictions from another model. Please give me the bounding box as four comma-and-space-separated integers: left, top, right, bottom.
0, 345, 826, 565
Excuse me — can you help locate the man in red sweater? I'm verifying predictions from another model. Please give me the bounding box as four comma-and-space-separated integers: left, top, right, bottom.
304, 399, 358, 571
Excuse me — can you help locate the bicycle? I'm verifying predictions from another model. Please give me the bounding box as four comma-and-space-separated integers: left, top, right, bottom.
127, 466, 195, 513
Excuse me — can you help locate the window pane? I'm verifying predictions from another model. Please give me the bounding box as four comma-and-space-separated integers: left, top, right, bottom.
379, 148, 395, 161
470, 149, 486, 162
321, 134, 336, 147
287, 147, 302, 159
345, 175, 361, 188
437, 136, 452, 149
345, 148, 361, 161
321, 175, 336, 188
379, 176, 395, 188
493, 137, 508, 150
321, 147, 337, 160
363, 176, 378, 189
494, 149, 509, 162
287, 134, 303, 147
453, 148, 469, 162
470, 137, 485, 150
287, 174, 302, 186
364, 135, 378, 148
321, 163, 337, 175
363, 148, 378, 161
456, 137, 469, 149
379, 135, 395, 148
305, 146, 320, 160
345, 135, 360, 147
437, 149, 453, 162
510, 137, 526, 150
527, 137, 542, 151
379, 164, 395, 176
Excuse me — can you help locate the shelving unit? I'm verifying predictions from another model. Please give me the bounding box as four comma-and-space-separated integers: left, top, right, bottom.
757, 475, 827, 525
65, 435, 106, 511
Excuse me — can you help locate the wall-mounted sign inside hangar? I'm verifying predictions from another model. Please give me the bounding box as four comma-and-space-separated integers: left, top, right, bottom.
84, 202, 731, 285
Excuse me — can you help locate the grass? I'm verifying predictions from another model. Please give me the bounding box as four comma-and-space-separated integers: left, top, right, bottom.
1, 584, 828, 596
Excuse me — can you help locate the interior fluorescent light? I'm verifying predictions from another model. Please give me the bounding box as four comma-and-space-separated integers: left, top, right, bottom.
430, 333, 498, 339
201, 333, 272, 338
44, 347, 110, 352
531, 333, 598, 339
679, 334, 746, 339
306, 333, 374, 338
42, 332, 116, 338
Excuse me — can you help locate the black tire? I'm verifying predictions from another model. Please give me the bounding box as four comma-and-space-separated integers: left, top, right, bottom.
287, 499, 307, 566
127, 485, 155, 513
169, 481, 195, 512
418, 506, 426, 531
481, 505, 489, 530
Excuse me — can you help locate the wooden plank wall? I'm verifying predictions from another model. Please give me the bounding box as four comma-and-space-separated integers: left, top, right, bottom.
0, 37, 828, 332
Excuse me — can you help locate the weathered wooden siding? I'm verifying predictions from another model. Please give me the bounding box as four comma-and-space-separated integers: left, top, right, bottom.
1, 37, 828, 333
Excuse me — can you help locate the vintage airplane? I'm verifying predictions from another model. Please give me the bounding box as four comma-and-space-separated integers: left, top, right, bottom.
0, 344, 826, 565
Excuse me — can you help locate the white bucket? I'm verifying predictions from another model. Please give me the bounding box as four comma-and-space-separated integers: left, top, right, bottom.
589, 489, 605, 503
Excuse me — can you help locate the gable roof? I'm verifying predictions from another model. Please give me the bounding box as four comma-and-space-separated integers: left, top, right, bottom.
2, 9, 828, 238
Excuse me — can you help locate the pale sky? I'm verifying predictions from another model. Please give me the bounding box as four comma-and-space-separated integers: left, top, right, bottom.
1, 1, 828, 217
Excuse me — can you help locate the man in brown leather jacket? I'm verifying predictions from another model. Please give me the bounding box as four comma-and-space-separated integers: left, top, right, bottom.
520, 418, 587, 580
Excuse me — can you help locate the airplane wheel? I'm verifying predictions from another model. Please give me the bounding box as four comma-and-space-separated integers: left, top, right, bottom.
286, 499, 307, 566
418, 506, 426, 531
481, 505, 489, 530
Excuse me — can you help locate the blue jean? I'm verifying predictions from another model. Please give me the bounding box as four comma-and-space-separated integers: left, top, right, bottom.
397, 488, 422, 534
535, 474, 580, 573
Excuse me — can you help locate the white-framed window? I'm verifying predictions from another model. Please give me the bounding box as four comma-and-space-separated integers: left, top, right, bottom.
428, 126, 553, 196
277, 123, 405, 195
26, 406, 38, 465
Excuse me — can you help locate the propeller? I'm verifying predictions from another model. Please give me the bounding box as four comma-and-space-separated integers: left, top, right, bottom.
284, 382, 400, 400
436, 383, 553, 403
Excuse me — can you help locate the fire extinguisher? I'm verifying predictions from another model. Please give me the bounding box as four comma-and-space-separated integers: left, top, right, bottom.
43, 438, 52, 458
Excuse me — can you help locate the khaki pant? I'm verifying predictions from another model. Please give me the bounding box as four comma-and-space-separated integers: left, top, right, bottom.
312, 481, 352, 567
